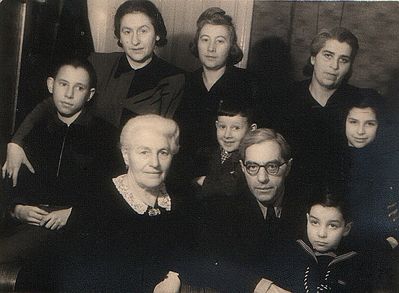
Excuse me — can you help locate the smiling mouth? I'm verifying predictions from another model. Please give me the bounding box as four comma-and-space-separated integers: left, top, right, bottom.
353, 137, 367, 142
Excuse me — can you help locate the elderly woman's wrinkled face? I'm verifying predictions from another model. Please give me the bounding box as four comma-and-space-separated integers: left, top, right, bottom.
122, 128, 173, 189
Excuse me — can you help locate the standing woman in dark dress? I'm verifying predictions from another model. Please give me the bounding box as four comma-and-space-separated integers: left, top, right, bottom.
175, 7, 259, 180
3, 0, 186, 185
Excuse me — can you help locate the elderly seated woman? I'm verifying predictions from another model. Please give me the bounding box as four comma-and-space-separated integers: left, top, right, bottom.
46, 114, 190, 292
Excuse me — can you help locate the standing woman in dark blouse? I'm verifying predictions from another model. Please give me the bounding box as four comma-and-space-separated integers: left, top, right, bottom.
3, 0, 185, 184
175, 7, 259, 161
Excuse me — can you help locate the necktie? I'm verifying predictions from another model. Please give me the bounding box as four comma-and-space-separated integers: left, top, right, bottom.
266, 205, 277, 223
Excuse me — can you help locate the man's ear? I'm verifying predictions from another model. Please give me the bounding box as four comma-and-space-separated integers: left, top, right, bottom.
285, 158, 293, 176
250, 123, 257, 131
87, 88, 95, 102
47, 77, 54, 94
310, 56, 316, 66
343, 222, 352, 237
239, 159, 246, 173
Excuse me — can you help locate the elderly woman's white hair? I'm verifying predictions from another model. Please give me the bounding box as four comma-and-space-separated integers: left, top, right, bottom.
120, 114, 180, 155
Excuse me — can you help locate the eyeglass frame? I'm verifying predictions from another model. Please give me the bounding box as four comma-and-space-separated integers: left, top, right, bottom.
241, 160, 289, 176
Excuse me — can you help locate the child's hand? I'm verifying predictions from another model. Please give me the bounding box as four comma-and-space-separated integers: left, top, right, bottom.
40, 208, 72, 230
13, 204, 49, 225
2, 143, 35, 187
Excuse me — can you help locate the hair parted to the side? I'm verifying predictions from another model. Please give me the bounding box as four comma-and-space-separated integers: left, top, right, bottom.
120, 114, 180, 155
344, 89, 382, 123
303, 27, 359, 77
114, 0, 167, 48
51, 56, 97, 89
217, 99, 256, 125
189, 7, 243, 65
239, 128, 291, 162
308, 187, 352, 223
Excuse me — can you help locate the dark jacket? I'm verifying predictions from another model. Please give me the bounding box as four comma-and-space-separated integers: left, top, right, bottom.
196, 149, 246, 200
8, 109, 121, 232
89, 52, 185, 127
262, 239, 370, 292
181, 182, 307, 292
60, 177, 195, 293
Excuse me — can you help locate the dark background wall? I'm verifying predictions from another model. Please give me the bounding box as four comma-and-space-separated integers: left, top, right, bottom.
248, 1, 399, 106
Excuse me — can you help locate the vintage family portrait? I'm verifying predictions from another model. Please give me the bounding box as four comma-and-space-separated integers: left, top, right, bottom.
0, 0, 398, 292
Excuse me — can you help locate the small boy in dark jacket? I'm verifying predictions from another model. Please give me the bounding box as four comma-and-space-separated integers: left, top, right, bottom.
194, 99, 257, 200
257, 190, 371, 293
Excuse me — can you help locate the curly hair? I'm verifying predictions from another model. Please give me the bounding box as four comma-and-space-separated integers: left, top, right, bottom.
189, 7, 243, 65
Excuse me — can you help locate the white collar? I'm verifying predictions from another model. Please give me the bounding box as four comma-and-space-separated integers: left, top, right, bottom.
112, 174, 171, 215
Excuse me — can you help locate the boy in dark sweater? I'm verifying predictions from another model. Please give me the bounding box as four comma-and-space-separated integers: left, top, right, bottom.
0, 57, 121, 266
256, 190, 371, 293
194, 99, 257, 200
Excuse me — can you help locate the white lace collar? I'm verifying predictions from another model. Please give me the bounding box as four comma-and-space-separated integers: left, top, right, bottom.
112, 174, 171, 215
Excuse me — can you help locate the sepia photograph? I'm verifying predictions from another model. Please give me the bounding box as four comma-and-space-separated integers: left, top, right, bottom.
0, 0, 398, 292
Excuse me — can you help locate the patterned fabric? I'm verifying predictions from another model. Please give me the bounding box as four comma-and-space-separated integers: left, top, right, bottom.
112, 174, 171, 215
220, 149, 232, 164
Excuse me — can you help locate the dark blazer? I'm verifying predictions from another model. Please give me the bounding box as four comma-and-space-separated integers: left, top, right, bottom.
182, 181, 307, 292
197, 149, 246, 200
88, 52, 185, 127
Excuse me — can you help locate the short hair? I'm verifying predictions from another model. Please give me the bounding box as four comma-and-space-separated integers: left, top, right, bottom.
239, 128, 291, 161
345, 89, 382, 123
217, 99, 256, 125
308, 188, 352, 223
114, 0, 167, 48
51, 57, 97, 89
189, 7, 243, 65
310, 27, 359, 59
303, 27, 359, 77
120, 114, 180, 155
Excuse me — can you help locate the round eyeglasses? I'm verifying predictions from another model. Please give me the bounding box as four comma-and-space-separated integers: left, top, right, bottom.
243, 161, 288, 176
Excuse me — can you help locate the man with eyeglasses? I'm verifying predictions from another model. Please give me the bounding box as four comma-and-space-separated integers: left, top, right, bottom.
186, 128, 306, 292
237, 128, 306, 242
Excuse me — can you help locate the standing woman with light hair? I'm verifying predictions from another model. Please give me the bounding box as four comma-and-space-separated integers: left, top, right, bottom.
175, 7, 259, 181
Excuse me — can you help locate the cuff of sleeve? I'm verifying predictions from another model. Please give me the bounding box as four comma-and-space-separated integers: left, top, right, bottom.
254, 278, 274, 293
386, 236, 399, 249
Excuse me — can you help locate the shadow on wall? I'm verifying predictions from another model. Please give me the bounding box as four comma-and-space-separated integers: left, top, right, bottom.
383, 68, 399, 124
247, 37, 294, 128
248, 36, 294, 99
158, 32, 201, 73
